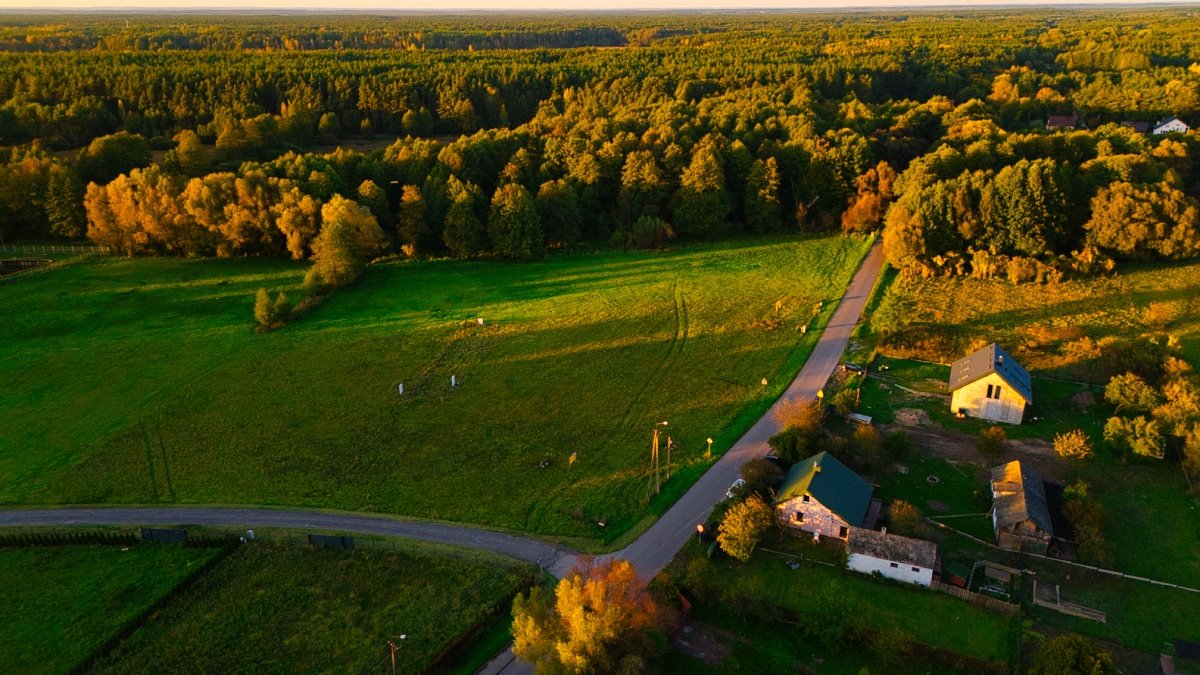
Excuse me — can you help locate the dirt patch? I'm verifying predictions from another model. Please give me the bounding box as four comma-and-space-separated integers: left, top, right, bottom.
671, 620, 744, 665
885, 424, 1064, 480
1070, 390, 1096, 410
895, 407, 932, 427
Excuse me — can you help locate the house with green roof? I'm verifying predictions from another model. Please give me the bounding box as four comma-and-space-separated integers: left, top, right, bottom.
774, 451, 874, 540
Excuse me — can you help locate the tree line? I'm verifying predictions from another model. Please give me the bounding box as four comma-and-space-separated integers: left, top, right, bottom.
0, 9, 1197, 273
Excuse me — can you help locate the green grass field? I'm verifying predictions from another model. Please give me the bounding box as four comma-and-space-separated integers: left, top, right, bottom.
87, 542, 530, 674
0, 544, 222, 674
0, 235, 870, 541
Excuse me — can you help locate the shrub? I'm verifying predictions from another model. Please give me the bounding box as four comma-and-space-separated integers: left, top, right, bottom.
739, 458, 783, 499
717, 495, 774, 563
885, 500, 930, 539
832, 388, 857, 416
1104, 415, 1164, 458
253, 288, 290, 331
1030, 635, 1117, 675
1053, 429, 1093, 459
883, 429, 912, 460
630, 215, 675, 249
1104, 372, 1161, 413
977, 425, 1007, 459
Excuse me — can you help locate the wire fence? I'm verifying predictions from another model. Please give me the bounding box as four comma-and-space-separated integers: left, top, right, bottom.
0, 243, 111, 255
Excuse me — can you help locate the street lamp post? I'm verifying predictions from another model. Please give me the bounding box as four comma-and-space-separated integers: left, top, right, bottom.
705, 437, 714, 460
388, 634, 407, 675
696, 523, 705, 543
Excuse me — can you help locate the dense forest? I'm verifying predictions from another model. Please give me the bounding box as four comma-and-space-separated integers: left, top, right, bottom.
1, 10, 1198, 276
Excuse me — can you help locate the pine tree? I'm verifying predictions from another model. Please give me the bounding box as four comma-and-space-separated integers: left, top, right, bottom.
45, 166, 86, 239
487, 183, 542, 259
674, 137, 730, 237
396, 185, 427, 254
744, 157, 782, 233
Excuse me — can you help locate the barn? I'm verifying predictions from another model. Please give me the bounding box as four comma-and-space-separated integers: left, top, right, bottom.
948, 343, 1031, 425
990, 460, 1054, 553
846, 527, 938, 587
775, 451, 874, 541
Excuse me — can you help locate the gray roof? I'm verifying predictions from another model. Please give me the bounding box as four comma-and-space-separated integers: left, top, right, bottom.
948, 343, 1032, 403
847, 527, 937, 569
990, 461, 1053, 535
775, 451, 873, 527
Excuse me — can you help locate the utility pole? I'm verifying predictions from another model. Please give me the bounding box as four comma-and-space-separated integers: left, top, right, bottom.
647, 421, 668, 498
666, 436, 675, 480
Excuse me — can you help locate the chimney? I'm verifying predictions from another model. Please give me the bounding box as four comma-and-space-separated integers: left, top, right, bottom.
997, 354, 1004, 366
881, 527, 887, 536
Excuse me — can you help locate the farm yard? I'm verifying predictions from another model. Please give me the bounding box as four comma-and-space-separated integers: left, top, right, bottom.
0, 542, 223, 674
838, 257, 1200, 665
0, 234, 871, 543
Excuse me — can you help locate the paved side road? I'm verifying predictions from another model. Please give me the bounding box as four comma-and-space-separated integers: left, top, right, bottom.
0, 507, 580, 577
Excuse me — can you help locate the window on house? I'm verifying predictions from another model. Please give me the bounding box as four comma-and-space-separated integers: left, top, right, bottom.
802, 495, 809, 503
986, 384, 993, 398
912, 567, 920, 573
992, 385, 1002, 399
889, 562, 899, 568
838, 526, 848, 538
793, 512, 804, 523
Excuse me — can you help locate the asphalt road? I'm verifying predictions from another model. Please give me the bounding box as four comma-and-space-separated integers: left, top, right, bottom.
0, 506, 579, 576
0, 239, 885, 674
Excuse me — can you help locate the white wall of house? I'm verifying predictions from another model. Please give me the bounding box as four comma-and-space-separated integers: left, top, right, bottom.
776, 495, 852, 539
950, 372, 1026, 424
847, 553, 934, 587
1154, 119, 1190, 135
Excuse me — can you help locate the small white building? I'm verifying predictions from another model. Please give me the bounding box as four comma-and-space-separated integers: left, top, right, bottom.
846, 527, 938, 587
948, 343, 1032, 425
1153, 116, 1190, 135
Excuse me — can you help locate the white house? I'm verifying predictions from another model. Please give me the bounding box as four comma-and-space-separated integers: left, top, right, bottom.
846, 527, 938, 587
1153, 116, 1190, 135
948, 343, 1032, 424
774, 451, 873, 541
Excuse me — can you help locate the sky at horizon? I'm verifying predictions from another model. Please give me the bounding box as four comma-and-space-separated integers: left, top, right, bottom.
3, 0, 1198, 10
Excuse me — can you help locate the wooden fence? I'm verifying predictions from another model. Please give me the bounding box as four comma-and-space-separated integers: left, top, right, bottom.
931, 581, 1020, 615
1031, 580, 1107, 623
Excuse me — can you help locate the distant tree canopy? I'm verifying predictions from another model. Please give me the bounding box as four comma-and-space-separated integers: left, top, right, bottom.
0, 9, 1197, 270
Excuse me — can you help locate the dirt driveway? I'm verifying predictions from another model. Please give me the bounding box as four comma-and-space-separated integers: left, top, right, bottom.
885, 420, 1066, 482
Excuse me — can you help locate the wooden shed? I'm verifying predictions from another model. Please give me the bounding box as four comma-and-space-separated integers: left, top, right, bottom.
990, 460, 1054, 553
948, 343, 1031, 425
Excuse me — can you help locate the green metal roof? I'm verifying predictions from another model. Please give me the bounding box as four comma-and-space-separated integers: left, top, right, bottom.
774, 451, 874, 526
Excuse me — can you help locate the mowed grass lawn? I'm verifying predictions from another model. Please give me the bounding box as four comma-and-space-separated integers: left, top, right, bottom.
87, 543, 530, 675
0, 544, 221, 674
0, 235, 870, 541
